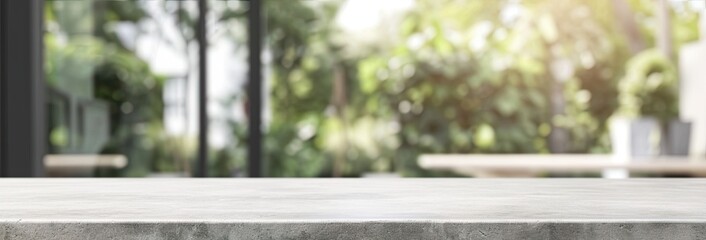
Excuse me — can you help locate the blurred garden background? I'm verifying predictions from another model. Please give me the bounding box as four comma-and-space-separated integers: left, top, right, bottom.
43, 0, 704, 177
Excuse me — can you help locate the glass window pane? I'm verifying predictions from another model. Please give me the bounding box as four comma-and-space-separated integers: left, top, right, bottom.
44, 0, 200, 177
206, 0, 249, 177
42, 0, 704, 178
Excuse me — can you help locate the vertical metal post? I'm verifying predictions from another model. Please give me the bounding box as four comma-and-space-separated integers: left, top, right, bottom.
196, 0, 209, 177
0, 0, 45, 177
248, 0, 263, 177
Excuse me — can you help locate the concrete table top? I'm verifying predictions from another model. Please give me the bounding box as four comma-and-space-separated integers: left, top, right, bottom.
2, 179, 706, 239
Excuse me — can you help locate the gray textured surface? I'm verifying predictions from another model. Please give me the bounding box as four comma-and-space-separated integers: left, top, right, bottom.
2, 179, 706, 239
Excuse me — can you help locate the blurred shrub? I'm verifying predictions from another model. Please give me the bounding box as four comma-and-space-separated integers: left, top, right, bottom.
617, 49, 679, 122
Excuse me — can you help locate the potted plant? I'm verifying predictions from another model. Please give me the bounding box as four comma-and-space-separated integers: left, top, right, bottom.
611, 49, 690, 159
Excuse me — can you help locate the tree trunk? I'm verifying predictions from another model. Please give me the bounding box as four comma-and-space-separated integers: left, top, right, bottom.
549, 80, 570, 153
331, 63, 347, 177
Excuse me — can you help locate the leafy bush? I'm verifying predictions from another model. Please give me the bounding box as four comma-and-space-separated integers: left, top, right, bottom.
617, 49, 679, 122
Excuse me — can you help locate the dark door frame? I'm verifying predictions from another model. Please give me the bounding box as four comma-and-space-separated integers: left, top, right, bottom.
248, 0, 263, 177
0, 0, 46, 177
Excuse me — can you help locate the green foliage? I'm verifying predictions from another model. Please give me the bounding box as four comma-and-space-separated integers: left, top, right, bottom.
356, 0, 555, 176
262, 1, 346, 177
618, 49, 679, 122
352, 0, 642, 174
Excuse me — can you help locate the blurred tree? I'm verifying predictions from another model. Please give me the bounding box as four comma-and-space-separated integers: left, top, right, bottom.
353, 0, 699, 175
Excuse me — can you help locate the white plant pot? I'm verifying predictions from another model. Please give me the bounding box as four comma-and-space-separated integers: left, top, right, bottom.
610, 117, 661, 159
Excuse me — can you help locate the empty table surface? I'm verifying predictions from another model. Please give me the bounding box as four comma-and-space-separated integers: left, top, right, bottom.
419, 154, 706, 177
2, 179, 706, 239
